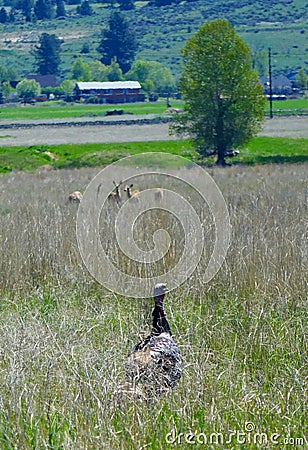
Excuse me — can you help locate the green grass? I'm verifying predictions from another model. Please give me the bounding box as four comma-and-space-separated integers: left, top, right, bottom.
0, 137, 307, 173
235, 137, 308, 165
265, 99, 308, 110
0, 98, 307, 121
265, 99, 308, 115
0, 101, 180, 120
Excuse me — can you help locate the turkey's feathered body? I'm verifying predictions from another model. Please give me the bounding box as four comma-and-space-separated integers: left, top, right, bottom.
125, 332, 183, 395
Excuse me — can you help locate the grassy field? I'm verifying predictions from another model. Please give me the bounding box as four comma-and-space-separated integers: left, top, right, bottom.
0, 98, 307, 121
0, 136, 307, 173
0, 163, 306, 448
0, 101, 179, 121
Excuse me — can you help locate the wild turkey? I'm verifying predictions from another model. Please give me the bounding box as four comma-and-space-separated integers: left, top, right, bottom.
125, 283, 183, 396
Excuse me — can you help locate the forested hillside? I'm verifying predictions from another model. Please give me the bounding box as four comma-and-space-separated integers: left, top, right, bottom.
0, 0, 307, 80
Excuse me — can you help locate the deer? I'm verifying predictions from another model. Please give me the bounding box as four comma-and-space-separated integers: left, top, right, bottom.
68, 191, 83, 203
154, 188, 163, 203
124, 184, 140, 202
107, 180, 123, 205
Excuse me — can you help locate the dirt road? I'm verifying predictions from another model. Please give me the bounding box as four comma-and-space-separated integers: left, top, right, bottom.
0, 116, 307, 146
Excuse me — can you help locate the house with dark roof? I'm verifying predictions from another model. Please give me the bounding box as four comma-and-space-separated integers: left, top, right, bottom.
74, 81, 144, 103
26, 74, 60, 88
260, 76, 293, 95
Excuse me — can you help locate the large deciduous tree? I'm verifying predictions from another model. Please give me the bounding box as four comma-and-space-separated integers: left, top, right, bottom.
172, 19, 266, 166
126, 60, 176, 94
34, 33, 62, 75
16, 78, 41, 101
97, 11, 137, 74
0, 64, 18, 82
296, 68, 308, 90
71, 57, 91, 81
87, 60, 109, 81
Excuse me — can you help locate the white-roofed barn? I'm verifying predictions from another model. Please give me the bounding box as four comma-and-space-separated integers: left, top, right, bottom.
74, 81, 144, 104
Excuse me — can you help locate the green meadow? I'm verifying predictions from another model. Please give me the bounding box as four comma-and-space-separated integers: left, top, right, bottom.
0, 98, 307, 121
0, 137, 307, 173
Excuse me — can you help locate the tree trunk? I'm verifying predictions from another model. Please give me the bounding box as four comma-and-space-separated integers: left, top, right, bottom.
216, 145, 227, 166
215, 105, 227, 166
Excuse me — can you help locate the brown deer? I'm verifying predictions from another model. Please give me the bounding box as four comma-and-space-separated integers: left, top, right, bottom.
154, 188, 163, 203
124, 184, 140, 202
107, 180, 123, 205
68, 191, 83, 203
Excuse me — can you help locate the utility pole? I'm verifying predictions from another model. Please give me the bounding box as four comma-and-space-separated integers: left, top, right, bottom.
268, 47, 273, 118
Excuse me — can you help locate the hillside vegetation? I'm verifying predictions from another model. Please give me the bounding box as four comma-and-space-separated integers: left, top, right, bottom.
0, 0, 307, 78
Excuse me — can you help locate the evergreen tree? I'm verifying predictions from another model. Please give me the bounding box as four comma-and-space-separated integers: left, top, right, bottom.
76, 0, 92, 16
80, 42, 90, 54
97, 11, 137, 74
151, 0, 178, 5
118, 0, 134, 11
0, 7, 8, 22
34, 33, 62, 75
56, 0, 66, 17
9, 7, 16, 22
21, 0, 33, 21
34, 0, 53, 19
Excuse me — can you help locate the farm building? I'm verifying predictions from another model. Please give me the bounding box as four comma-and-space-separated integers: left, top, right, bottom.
74, 81, 144, 103
260, 76, 293, 95
26, 74, 60, 88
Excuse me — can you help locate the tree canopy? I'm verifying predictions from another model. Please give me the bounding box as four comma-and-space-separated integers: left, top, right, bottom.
0, 7, 8, 22
76, 0, 93, 16
34, 0, 53, 19
16, 78, 41, 101
172, 19, 266, 166
71, 57, 91, 81
0, 64, 18, 82
97, 11, 137, 74
118, 0, 134, 10
296, 68, 308, 90
87, 61, 109, 81
34, 33, 62, 75
125, 60, 176, 94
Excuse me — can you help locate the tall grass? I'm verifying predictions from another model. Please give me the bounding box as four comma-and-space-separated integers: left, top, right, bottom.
0, 163, 306, 448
